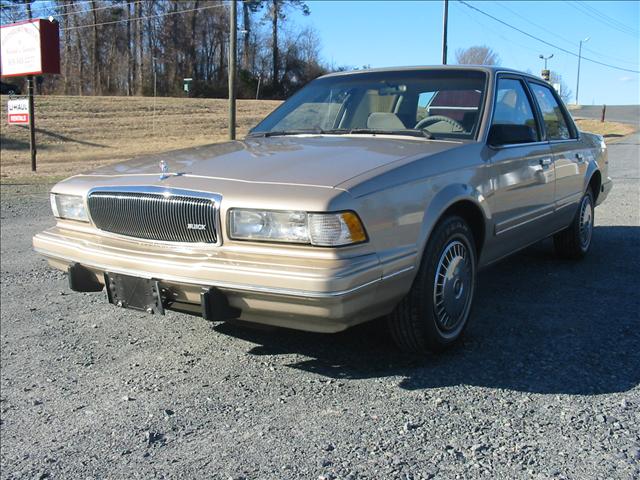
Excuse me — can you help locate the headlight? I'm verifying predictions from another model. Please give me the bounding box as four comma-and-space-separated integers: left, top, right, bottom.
229, 209, 367, 246
50, 194, 89, 222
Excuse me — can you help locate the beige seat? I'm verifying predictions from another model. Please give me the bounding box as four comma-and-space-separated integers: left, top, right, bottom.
366, 112, 405, 130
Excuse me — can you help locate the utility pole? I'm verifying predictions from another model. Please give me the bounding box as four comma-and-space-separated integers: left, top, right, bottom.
228, 0, 237, 140
575, 36, 590, 105
152, 57, 157, 134
26, 1, 37, 171
441, 0, 448, 65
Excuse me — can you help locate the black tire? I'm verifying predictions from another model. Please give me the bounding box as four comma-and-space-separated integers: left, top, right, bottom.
553, 188, 594, 260
388, 216, 477, 353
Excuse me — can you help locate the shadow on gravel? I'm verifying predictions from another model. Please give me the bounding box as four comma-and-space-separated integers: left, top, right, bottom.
215, 226, 640, 396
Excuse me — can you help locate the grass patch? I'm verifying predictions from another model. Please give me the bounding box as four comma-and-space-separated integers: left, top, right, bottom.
1, 95, 280, 182
574, 119, 636, 140
2, 95, 635, 184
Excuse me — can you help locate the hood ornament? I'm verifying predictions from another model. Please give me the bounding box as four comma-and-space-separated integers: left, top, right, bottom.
159, 160, 170, 180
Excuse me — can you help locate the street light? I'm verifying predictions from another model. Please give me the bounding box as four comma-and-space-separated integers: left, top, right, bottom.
539, 54, 553, 82
576, 36, 590, 105
539, 53, 553, 70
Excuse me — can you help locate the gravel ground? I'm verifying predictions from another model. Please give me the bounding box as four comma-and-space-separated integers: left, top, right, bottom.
1, 135, 639, 479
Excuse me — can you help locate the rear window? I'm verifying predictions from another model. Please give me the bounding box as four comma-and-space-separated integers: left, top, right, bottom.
529, 82, 574, 140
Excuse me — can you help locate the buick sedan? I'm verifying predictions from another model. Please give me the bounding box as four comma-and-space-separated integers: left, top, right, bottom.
33, 66, 612, 352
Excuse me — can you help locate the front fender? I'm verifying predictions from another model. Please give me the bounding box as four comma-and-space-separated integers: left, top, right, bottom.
417, 183, 490, 264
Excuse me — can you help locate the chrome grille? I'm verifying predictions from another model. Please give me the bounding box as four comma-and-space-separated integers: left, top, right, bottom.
87, 188, 220, 244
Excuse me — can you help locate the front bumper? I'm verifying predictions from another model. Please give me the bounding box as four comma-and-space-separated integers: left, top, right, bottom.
33, 226, 415, 332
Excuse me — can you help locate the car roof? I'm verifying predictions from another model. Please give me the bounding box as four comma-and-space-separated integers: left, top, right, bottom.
319, 65, 539, 81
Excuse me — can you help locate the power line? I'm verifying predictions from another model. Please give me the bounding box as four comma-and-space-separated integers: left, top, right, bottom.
2, 1, 144, 21
495, 1, 639, 67
458, 1, 640, 74
576, 0, 639, 34
53, 1, 144, 19
569, 0, 639, 37
63, 3, 227, 31
0, 0, 93, 11
0, 1, 102, 24
578, 1, 639, 35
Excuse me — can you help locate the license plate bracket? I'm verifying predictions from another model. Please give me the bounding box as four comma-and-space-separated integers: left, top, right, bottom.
105, 272, 164, 315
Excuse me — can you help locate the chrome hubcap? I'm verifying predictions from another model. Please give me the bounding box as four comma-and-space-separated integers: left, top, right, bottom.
579, 195, 593, 249
433, 240, 473, 333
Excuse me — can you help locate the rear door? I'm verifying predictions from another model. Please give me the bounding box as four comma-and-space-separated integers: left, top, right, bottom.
528, 81, 587, 226
485, 75, 556, 261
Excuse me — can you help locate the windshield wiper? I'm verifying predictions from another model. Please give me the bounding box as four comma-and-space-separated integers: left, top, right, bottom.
248, 128, 330, 138
248, 128, 435, 140
347, 128, 435, 140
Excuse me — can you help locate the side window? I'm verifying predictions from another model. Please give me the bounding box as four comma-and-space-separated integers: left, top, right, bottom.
492, 78, 539, 141
416, 92, 435, 122
529, 83, 572, 140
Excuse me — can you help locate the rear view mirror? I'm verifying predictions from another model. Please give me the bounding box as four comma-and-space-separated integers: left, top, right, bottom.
378, 84, 407, 96
488, 124, 537, 146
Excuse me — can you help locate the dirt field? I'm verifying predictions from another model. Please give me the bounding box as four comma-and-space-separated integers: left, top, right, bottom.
0, 95, 280, 182
1, 95, 635, 184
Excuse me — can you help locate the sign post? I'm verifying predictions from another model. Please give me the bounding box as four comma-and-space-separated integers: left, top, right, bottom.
27, 74, 36, 171
1, 16, 60, 172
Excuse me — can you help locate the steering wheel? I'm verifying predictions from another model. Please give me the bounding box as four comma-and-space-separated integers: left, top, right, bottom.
415, 115, 465, 132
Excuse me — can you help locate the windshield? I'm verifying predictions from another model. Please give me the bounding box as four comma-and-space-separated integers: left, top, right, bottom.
250, 70, 487, 140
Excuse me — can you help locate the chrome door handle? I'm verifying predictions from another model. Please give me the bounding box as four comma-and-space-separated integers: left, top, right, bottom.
539, 158, 552, 167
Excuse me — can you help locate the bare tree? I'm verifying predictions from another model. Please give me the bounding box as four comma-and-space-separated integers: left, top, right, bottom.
74, 3, 85, 95
265, 0, 310, 93
240, 1, 260, 71
127, 0, 132, 95
549, 71, 573, 104
134, 0, 143, 95
3, 0, 326, 99
61, 1, 72, 94
90, 0, 101, 95
455, 45, 501, 66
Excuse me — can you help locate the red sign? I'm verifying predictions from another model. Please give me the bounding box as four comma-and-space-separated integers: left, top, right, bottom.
0, 19, 60, 77
8, 113, 29, 124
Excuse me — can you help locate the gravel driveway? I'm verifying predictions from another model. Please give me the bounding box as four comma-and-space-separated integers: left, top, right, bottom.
1, 135, 639, 479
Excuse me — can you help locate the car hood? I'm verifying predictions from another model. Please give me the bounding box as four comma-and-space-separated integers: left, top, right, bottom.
85, 136, 462, 189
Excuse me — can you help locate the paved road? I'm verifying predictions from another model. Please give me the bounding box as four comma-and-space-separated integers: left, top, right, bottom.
571, 105, 640, 125
1, 136, 639, 479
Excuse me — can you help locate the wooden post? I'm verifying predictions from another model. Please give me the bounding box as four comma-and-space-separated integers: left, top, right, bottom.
228, 0, 237, 140
601, 105, 606, 123
26, 2, 37, 172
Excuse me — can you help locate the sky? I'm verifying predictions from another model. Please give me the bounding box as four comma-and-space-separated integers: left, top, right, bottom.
290, 0, 640, 105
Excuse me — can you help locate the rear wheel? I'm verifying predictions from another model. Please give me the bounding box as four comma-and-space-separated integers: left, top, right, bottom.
553, 188, 594, 259
388, 216, 477, 353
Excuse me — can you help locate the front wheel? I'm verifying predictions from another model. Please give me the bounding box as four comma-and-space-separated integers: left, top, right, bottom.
553, 188, 594, 259
388, 216, 477, 353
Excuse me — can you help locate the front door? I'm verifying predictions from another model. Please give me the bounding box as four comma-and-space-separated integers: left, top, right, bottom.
484, 76, 556, 262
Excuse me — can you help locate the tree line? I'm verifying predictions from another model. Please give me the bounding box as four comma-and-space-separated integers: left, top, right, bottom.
0, 0, 326, 99
1, 1, 572, 102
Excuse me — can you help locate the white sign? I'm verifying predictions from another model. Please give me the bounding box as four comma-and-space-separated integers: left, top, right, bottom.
7, 97, 29, 125
1, 21, 43, 76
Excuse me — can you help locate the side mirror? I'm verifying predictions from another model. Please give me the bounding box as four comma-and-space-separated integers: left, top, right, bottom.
488, 124, 537, 146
